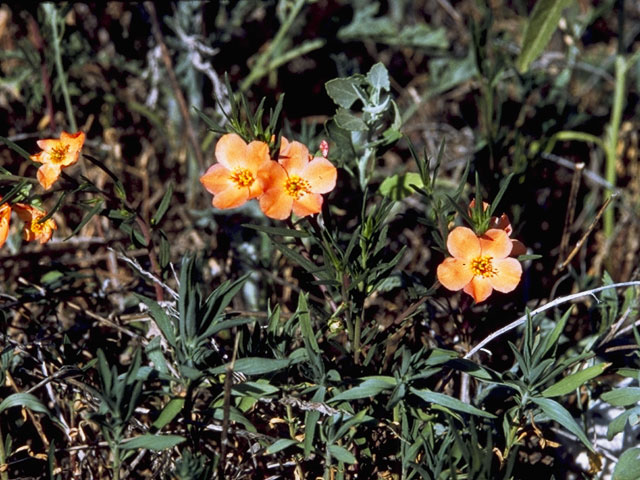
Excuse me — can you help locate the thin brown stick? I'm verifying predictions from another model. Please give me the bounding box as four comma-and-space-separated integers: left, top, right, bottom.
557, 162, 584, 264
556, 193, 617, 273
145, 2, 205, 172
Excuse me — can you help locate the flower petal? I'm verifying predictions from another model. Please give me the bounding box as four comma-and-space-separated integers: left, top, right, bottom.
479, 229, 512, 259
510, 239, 527, 257
200, 164, 232, 195
447, 227, 481, 260
245, 140, 271, 172
212, 186, 250, 210
0, 202, 10, 248
260, 188, 294, 220
37, 163, 62, 190
215, 133, 249, 170
489, 258, 522, 293
293, 193, 323, 217
303, 157, 337, 194
463, 277, 493, 303
279, 140, 309, 175
437, 257, 474, 291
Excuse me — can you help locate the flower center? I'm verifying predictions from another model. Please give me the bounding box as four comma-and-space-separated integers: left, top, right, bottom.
470, 255, 496, 278
284, 175, 311, 200
50, 145, 70, 164
229, 168, 255, 188
30, 214, 48, 235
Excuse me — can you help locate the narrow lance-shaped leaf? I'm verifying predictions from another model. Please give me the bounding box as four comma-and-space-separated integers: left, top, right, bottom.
541, 363, 610, 398
516, 0, 572, 73
530, 397, 594, 452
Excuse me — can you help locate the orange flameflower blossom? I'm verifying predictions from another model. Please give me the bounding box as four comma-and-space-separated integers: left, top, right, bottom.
0, 198, 10, 248
259, 137, 337, 220
437, 226, 522, 303
14, 204, 57, 244
200, 133, 271, 210
469, 200, 527, 257
30, 131, 86, 190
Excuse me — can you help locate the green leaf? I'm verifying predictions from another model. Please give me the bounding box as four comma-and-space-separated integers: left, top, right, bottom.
602, 387, 640, 407
542, 363, 610, 397
121, 434, 186, 451
0, 135, 32, 161
152, 398, 185, 430
379, 172, 424, 200
410, 387, 496, 418
135, 294, 176, 346
530, 397, 594, 452
209, 357, 292, 376
613, 447, 640, 480
0, 392, 52, 417
297, 293, 320, 354
67, 200, 103, 239
243, 223, 309, 238
325, 78, 360, 109
516, 0, 572, 73
151, 182, 173, 226
330, 377, 397, 402
366, 62, 390, 91
334, 109, 367, 131
265, 438, 299, 454
607, 406, 640, 440
328, 444, 357, 464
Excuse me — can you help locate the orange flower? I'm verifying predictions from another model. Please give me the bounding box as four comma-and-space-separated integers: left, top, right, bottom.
200, 133, 271, 210
437, 226, 522, 303
30, 131, 85, 190
14, 204, 57, 244
0, 199, 11, 248
259, 137, 337, 220
469, 200, 526, 257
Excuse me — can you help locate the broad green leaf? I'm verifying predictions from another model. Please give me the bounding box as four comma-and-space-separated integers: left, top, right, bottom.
334, 109, 367, 131
121, 434, 185, 451
265, 438, 298, 454
209, 357, 292, 376
328, 444, 357, 464
152, 398, 185, 430
516, 0, 572, 73
531, 397, 594, 452
542, 363, 610, 397
232, 381, 279, 398
410, 387, 496, 418
367, 62, 390, 91
613, 447, 640, 480
607, 406, 640, 440
379, 172, 424, 200
602, 387, 640, 407
330, 377, 397, 402
325, 78, 360, 109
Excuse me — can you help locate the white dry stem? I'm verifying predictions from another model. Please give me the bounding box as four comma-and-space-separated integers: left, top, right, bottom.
465, 281, 640, 359
108, 247, 178, 300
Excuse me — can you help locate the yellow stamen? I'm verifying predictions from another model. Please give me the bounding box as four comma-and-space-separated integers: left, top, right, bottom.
470, 255, 497, 278
50, 145, 70, 164
284, 175, 311, 199
229, 168, 255, 188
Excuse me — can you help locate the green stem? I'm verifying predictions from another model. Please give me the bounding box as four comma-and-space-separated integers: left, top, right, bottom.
44, 4, 77, 132
353, 308, 363, 365
239, 0, 307, 91
603, 55, 626, 237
